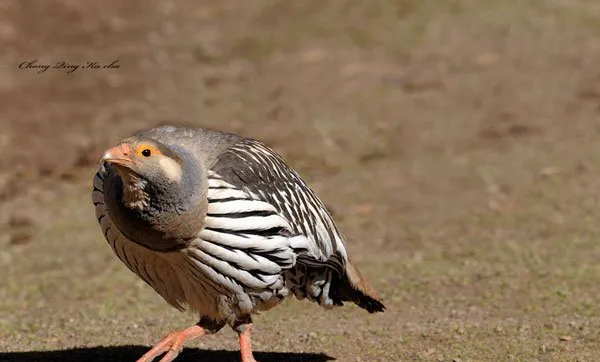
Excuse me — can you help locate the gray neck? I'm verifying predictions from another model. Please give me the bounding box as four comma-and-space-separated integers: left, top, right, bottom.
104, 159, 208, 252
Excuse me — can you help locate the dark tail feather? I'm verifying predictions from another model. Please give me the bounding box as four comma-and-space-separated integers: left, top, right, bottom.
296, 254, 385, 313
332, 260, 386, 313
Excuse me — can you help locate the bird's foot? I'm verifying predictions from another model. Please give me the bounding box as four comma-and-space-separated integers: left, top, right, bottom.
136, 325, 206, 362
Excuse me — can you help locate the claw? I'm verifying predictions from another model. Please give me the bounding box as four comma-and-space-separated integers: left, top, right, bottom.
136, 325, 206, 362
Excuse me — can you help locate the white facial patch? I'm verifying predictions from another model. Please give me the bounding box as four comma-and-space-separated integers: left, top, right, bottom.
158, 156, 182, 182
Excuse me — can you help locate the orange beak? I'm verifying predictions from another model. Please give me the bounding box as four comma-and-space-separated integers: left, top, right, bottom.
101, 143, 134, 167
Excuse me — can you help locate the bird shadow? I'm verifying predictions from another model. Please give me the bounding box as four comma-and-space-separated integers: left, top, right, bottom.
0, 345, 335, 362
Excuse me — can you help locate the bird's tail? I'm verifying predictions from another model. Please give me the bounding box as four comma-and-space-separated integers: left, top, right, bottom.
291, 253, 385, 313
335, 260, 386, 313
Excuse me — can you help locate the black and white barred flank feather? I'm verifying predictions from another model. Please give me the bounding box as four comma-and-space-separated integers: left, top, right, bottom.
210, 139, 351, 306
212, 139, 348, 264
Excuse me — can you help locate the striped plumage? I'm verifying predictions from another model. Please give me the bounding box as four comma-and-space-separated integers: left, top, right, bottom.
92, 126, 384, 362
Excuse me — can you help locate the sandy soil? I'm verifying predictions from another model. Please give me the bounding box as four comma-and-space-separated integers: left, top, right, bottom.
2, 1, 600, 361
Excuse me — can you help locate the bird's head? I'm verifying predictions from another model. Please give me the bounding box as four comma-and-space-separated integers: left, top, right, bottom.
100, 137, 207, 251
101, 139, 184, 186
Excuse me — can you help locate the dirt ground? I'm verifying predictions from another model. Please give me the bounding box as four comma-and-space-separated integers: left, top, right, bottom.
2, 1, 600, 361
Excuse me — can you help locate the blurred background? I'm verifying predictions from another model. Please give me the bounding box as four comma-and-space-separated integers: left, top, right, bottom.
1, 0, 600, 361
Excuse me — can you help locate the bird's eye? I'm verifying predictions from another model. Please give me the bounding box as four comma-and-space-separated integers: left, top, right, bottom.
141, 149, 151, 157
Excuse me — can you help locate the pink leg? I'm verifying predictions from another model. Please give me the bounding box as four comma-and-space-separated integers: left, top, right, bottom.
236, 321, 258, 362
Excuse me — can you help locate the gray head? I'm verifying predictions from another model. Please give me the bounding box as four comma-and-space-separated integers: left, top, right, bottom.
101, 136, 208, 251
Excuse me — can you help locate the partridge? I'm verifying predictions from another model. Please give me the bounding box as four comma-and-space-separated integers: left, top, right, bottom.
92, 126, 385, 362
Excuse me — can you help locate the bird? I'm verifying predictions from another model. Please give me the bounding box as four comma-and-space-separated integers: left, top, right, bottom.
92, 126, 385, 362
